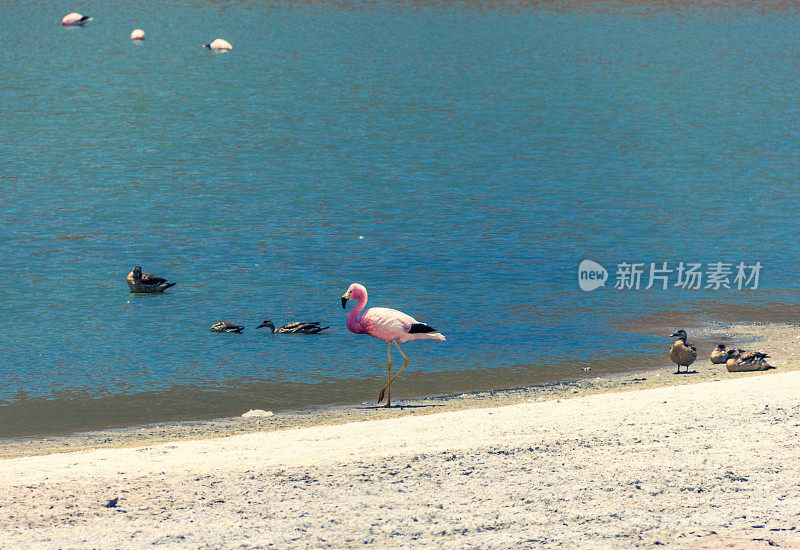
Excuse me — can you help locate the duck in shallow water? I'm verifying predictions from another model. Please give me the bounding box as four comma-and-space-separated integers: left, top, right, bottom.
669, 329, 697, 374
211, 321, 244, 333
256, 320, 330, 334
127, 266, 176, 293
725, 348, 774, 372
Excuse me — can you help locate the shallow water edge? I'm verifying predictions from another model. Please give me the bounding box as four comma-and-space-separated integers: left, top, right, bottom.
3, 319, 795, 458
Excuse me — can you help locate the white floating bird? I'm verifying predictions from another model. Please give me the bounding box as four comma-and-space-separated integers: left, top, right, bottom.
130, 29, 145, 40
61, 12, 92, 26
203, 38, 232, 51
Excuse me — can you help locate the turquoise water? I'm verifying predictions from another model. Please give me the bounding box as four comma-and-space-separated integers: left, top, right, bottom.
3, 1, 800, 436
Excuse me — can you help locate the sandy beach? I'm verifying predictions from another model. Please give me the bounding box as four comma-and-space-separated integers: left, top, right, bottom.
2, 323, 800, 548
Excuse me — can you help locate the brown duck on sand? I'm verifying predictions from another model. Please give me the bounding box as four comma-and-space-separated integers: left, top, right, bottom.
710, 344, 729, 364
725, 349, 775, 372
710, 344, 746, 364
669, 329, 697, 374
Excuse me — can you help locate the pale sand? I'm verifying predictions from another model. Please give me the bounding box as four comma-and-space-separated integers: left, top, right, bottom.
2, 323, 800, 548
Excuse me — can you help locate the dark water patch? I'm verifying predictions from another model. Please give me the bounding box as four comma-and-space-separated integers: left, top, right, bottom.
0, 351, 667, 438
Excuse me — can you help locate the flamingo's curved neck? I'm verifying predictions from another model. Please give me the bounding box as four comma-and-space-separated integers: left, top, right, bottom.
346, 292, 368, 334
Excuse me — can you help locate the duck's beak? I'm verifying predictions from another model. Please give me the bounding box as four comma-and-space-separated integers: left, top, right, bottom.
341, 291, 350, 309
669, 332, 679, 338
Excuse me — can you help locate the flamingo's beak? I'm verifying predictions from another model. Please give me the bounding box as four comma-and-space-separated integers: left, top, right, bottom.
341, 291, 350, 309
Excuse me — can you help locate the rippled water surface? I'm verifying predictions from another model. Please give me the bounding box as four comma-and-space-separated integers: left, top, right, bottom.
3, 0, 800, 436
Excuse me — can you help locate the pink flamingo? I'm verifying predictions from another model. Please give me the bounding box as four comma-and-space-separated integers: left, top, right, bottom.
341, 283, 445, 407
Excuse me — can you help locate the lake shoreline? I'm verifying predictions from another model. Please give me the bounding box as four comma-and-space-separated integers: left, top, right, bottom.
3, 321, 796, 459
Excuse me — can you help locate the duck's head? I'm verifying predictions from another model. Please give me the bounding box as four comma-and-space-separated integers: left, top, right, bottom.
713, 344, 726, 351
669, 329, 688, 342
256, 320, 275, 332
132, 266, 142, 279
341, 283, 367, 309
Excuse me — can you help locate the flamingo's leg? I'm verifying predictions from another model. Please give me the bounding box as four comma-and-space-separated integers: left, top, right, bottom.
378, 343, 410, 403
378, 342, 392, 406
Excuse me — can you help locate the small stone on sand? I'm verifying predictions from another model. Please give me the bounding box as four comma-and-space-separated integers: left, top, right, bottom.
242, 409, 274, 418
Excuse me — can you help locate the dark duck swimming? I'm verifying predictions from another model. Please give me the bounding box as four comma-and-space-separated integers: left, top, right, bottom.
211, 321, 245, 333
256, 320, 330, 334
126, 266, 176, 293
